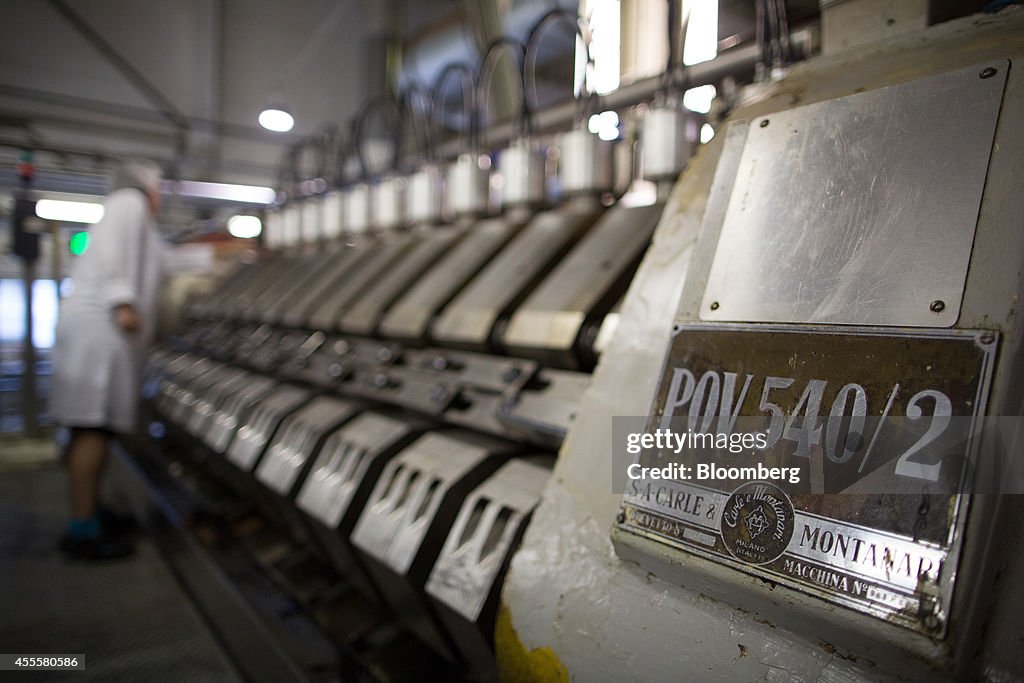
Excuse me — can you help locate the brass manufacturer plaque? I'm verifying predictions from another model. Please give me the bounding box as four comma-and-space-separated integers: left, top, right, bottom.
616, 324, 998, 636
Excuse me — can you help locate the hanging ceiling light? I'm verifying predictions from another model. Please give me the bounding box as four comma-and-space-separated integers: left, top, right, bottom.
227, 214, 262, 238
258, 103, 294, 132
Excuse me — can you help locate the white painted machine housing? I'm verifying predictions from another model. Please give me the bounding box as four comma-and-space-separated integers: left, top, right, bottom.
558, 128, 614, 195
446, 153, 490, 217
371, 175, 406, 230
407, 165, 444, 225
343, 183, 371, 234
499, 10, 1024, 682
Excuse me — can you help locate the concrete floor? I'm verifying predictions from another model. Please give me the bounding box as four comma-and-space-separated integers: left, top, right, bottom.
0, 449, 242, 682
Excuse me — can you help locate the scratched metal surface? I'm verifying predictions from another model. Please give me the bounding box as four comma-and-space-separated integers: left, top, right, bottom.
701, 62, 1007, 328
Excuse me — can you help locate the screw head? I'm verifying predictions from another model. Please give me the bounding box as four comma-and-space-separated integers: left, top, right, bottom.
979, 332, 996, 345
616, 512, 626, 524
979, 67, 997, 79
759, 119, 769, 128
710, 301, 720, 311
929, 300, 946, 313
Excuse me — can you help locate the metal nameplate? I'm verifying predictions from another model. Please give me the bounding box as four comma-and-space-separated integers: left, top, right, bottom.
426, 459, 550, 622
701, 62, 1007, 328
186, 367, 251, 436
203, 374, 277, 453
255, 397, 360, 496
225, 385, 312, 471
296, 412, 424, 528
616, 324, 997, 636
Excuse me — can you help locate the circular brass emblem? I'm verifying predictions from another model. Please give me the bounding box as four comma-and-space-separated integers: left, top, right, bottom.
720, 482, 794, 565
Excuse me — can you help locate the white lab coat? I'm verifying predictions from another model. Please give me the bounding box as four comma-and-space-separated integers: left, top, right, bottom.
51, 188, 163, 433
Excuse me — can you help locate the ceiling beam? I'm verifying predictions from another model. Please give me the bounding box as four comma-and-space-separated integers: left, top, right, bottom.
45, 0, 190, 134
0, 84, 301, 144
0, 137, 279, 178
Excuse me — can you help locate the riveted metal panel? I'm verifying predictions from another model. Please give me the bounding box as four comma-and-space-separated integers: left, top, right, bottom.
701, 63, 1007, 327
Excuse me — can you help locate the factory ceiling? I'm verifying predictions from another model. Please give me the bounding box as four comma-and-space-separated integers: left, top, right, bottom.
0, 1, 826, 195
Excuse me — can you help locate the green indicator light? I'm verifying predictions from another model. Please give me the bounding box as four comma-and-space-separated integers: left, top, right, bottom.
69, 231, 89, 255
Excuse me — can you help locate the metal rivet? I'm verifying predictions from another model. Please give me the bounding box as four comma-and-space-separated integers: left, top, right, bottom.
979, 67, 997, 79
929, 300, 945, 313
759, 119, 769, 128
710, 301, 720, 311
979, 332, 995, 345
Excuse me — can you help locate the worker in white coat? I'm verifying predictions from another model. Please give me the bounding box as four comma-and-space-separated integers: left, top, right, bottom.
51, 158, 164, 560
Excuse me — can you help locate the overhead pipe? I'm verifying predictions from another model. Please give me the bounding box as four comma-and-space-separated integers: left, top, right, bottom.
432, 39, 764, 159
286, 17, 811, 187
0, 83, 302, 144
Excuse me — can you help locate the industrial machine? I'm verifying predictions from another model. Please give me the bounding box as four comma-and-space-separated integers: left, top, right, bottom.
132, 4, 1024, 682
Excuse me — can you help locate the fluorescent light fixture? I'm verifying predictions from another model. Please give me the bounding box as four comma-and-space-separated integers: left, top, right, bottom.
700, 123, 715, 143
588, 110, 620, 141
36, 199, 104, 224
162, 180, 276, 204
683, 0, 719, 66
577, 0, 621, 96
683, 84, 716, 113
259, 105, 294, 132
228, 215, 262, 239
